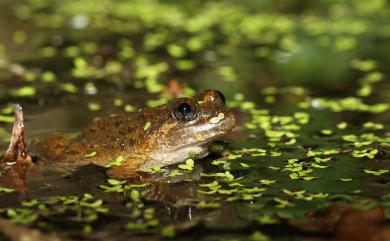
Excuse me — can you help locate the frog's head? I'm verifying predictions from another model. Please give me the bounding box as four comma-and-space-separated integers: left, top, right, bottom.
139, 90, 236, 169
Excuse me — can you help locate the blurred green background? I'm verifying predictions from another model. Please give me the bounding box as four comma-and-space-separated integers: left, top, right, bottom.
0, 0, 389, 103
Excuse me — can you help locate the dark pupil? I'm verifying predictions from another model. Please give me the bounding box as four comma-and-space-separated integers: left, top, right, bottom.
216, 90, 226, 105
178, 103, 191, 116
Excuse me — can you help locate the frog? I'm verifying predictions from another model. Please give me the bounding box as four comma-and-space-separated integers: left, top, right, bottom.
1, 90, 236, 181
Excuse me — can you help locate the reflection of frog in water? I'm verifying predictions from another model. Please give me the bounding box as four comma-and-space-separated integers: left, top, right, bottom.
1, 90, 236, 182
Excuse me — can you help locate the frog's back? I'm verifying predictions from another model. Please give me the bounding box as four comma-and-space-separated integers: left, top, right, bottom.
73, 113, 144, 166
34, 112, 144, 171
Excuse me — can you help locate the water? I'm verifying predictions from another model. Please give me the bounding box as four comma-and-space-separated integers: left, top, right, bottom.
0, 1, 389, 240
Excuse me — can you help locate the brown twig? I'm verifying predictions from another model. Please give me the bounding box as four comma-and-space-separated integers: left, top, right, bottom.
0, 104, 33, 195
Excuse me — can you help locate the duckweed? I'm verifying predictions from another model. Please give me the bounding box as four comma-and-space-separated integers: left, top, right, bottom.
0, 187, 15, 193
363, 169, 389, 176
209, 113, 225, 124
87, 102, 101, 111
0, 1, 389, 240
177, 158, 194, 171
144, 121, 151, 131
0, 115, 14, 123
10, 87, 36, 97
105, 156, 124, 168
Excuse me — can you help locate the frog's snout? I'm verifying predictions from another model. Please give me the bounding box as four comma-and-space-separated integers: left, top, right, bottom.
223, 108, 237, 131
209, 108, 236, 135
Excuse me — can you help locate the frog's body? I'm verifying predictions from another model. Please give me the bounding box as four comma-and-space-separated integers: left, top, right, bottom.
27, 90, 236, 179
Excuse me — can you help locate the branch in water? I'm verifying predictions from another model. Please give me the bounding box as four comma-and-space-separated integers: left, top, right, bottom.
1, 104, 30, 164
0, 104, 33, 194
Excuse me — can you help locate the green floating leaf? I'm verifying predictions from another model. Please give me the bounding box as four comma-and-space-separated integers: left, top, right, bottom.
196, 201, 220, 209
363, 169, 389, 176
352, 148, 378, 159
209, 113, 225, 124
161, 225, 176, 238
360, 71, 383, 84
259, 179, 277, 185
314, 157, 332, 163
249, 231, 270, 241
363, 122, 384, 130
273, 198, 293, 208
130, 189, 140, 203
113, 98, 123, 106
124, 104, 135, 112
268, 166, 280, 171
350, 59, 377, 72
107, 179, 126, 186
357, 84, 372, 97
88, 102, 101, 111
311, 163, 328, 169
80, 199, 103, 208
105, 156, 124, 168
60, 83, 79, 93
178, 159, 194, 171
168, 169, 183, 177
337, 122, 348, 129
0, 187, 15, 193
6, 208, 37, 224
83, 225, 93, 235
0, 115, 14, 123
1, 106, 13, 115
320, 129, 333, 135
256, 214, 278, 225
10, 86, 36, 97
144, 121, 151, 131
41, 71, 56, 83
240, 162, 250, 168
200, 171, 236, 181
21, 199, 39, 207
227, 154, 242, 160
167, 44, 186, 58
143, 166, 165, 174
339, 178, 353, 182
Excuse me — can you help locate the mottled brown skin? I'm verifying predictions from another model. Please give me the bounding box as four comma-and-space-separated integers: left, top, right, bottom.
32, 90, 236, 179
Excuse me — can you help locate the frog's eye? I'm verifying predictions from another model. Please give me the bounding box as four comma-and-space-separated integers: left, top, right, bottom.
215, 90, 226, 105
178, 103, 191, 116
172, 99, 198, 122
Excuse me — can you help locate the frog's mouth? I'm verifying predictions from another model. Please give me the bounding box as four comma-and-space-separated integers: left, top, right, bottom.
150, 127, 232, 166
168, 124, 234, 156
147, 140, 210, 170
172, 138, 210, 152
